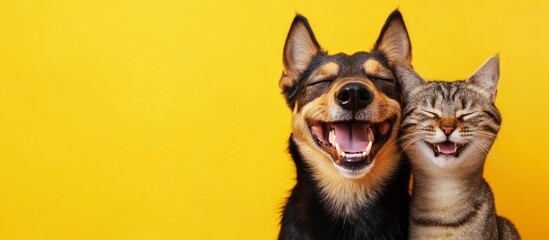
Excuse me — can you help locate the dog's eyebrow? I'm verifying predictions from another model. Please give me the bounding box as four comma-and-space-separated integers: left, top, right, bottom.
363, 59, 393, 79
309, 62, 339, 82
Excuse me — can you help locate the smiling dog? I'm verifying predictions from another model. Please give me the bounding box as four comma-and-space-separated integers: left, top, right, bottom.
278, 10, 412, 239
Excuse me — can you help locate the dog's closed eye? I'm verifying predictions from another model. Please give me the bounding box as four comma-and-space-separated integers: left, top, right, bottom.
308, 77, 335, 87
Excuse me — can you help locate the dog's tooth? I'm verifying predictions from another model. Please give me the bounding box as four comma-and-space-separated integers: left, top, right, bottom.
368, 127, 374, 142
347, 153, 361, 159
363, 141, 373, 156
329, 129, 336, 146
335, 143, 344, 158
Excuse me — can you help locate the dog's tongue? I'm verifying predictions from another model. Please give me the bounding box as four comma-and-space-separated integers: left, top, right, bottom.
333, 122, 372, 153
438, 142, 456, 154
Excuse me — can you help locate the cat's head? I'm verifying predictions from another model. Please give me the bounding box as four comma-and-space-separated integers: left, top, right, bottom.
395, 56, 501, 170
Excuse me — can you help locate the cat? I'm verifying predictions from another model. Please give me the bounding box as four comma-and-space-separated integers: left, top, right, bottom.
394, 56, 520, 239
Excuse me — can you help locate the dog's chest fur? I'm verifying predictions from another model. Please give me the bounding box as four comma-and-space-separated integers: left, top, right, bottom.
279, 138, 410, 240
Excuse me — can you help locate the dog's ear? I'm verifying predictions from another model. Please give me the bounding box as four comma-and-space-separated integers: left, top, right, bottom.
280, 14, 321, 107
466, 55, 500, 102
393, 60, 425, 98
373, 10, 411, 64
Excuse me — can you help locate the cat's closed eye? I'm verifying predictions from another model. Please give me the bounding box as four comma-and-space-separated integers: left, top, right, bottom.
457, 111, 478, 120
420, 109, 440, 118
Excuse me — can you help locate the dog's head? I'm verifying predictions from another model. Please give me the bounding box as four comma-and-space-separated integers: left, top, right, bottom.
280, 10, 411, 182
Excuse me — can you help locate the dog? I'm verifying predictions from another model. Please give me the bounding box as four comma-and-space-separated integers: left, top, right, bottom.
278, 10, 412, 239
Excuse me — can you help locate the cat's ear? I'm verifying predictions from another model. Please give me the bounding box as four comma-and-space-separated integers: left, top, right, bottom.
279, 14, 322, 108
394, 60, 425, 97
373, 10, 412, 64
466, 56, 500, 102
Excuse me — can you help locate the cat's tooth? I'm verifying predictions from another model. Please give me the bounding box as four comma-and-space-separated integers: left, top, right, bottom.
329, 129, 336, 146
453, 144, 458, 153
335, 142, 344, 158
363, 141, 373, 156
436, 144, 441, 153
368, 127, 375, 142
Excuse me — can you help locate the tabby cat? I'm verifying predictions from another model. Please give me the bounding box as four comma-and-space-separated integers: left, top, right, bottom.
395, 56, 520, 239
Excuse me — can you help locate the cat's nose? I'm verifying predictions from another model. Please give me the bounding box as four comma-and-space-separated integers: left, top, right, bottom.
441, 126, 455, 136
440, 117, 457, 136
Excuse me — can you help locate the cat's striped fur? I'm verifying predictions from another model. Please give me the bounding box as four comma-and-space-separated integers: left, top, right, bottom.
395, 56, 520, 240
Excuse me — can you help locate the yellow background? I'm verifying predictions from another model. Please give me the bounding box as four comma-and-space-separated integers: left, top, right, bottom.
0, 0, 547, 239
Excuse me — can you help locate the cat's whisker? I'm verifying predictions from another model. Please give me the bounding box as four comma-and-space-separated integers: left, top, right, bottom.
399, 131, 431, 137
471, 131, 497, 137
400, 136, 425, 150
470, 139, 490, 155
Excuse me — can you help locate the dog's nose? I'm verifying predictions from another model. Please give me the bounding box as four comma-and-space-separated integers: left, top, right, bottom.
336, 83, 372, 111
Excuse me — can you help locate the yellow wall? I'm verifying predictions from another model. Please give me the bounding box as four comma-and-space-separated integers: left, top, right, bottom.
0, 0, 547, 239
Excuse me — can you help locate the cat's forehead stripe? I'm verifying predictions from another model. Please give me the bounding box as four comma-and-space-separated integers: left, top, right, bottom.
449, 86, 459, 101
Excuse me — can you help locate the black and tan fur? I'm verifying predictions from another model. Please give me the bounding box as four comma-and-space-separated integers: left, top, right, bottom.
278, 10, 412, 239
395, 56, 520, 239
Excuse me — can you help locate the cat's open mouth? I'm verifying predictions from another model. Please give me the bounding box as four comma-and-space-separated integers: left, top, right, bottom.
309, 118, 394, 171
427, 141, 467, 158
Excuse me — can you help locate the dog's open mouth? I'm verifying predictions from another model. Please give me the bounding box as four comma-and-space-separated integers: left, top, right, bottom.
309, 118, 394, 170
426, 141, 467, 158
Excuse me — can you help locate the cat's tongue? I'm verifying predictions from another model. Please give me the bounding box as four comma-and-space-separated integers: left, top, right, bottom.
437, 142, 457, 154
332, 122, 373, 153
